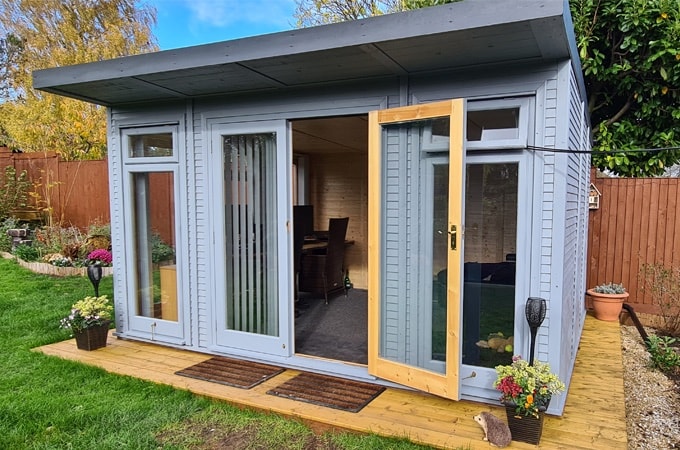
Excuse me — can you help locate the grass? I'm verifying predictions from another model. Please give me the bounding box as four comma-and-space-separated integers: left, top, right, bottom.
0, 257, 440, 449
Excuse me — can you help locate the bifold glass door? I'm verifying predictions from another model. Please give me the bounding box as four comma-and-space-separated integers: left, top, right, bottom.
211, 122, 291, 356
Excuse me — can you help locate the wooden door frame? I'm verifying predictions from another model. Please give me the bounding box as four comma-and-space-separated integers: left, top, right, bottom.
367, 99, 465, 400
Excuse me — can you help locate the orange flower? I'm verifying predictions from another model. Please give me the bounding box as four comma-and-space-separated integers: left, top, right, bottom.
526, 394, 534, 404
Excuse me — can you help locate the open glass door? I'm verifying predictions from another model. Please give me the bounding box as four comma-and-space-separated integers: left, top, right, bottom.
211, 121, 291, 356
368, 100, 464, 399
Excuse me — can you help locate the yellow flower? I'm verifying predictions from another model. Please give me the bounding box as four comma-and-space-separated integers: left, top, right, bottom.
661, 12, 668, 19
676, 54, 680, 61
662, 87, 669, 95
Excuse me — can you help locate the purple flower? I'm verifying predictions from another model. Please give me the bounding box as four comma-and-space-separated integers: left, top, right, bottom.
87, 249, 113, 265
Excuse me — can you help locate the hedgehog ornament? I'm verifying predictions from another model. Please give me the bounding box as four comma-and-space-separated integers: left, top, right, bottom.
473, 411, 512, 448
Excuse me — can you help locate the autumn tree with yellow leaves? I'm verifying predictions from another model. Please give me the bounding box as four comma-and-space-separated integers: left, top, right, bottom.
0, 0, 157, 160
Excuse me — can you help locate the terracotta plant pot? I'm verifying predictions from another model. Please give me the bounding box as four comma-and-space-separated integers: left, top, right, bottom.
587, 289, 629, 322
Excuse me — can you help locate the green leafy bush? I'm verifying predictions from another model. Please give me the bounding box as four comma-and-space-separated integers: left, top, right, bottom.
13, 242, 39, 261
646, 335, 680, 374
151, 232, 175, 264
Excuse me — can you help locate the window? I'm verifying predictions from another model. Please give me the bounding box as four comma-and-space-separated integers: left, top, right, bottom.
421, 97, 531, 152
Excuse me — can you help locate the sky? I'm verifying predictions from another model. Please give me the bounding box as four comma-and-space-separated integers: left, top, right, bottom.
147, 0, 298, 50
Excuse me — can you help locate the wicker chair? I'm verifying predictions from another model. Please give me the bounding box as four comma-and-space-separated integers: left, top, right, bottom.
299, 217, 349, 304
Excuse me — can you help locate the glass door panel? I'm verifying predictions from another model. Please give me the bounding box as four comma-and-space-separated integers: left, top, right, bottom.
132, 171, 178, 322
212, 121, 290, 356
368, 99, 464, 400
223, 133, 278, 337
462, 163, 518, 368
431, 162, 449, 365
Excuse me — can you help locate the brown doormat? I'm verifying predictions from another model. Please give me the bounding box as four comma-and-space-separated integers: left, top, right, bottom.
266, 372, 385, 412
175, 356, 284, 389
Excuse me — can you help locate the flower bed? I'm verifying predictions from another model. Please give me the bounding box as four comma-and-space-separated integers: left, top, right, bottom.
0, 252, 113, 277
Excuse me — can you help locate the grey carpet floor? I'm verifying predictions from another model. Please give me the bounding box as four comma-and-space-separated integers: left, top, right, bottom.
294, 289, 368, 364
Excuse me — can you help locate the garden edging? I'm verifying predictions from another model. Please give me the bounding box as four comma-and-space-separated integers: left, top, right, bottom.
0, 252, 113, 277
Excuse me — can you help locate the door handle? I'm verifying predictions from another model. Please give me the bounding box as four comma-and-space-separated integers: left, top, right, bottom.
448, 225, 457, 250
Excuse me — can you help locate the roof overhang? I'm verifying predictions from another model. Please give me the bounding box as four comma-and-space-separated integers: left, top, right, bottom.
33, 0, 583, 107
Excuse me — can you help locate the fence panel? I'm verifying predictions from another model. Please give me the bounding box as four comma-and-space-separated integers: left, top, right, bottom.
1, 148, 110, 229
588, 175, 680, 314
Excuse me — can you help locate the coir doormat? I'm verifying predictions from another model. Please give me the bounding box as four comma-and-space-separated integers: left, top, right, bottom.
175, 356, 284, 389
266, 372, 385, 412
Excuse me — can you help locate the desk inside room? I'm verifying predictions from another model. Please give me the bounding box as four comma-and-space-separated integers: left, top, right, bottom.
301, 238, 354, 253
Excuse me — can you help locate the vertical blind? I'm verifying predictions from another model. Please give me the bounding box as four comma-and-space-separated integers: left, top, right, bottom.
223, 133, 278, 336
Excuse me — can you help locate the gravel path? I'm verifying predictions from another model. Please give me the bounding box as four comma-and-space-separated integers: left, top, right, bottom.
621, 325, 680, 449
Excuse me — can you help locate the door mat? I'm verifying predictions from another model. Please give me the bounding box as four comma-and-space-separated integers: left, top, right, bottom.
175, 356, 284, 389
266, 372, 385, 412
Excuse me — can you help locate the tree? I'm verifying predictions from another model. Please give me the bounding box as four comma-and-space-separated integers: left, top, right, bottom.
0, 0, 157, 160
294, 0, 459, 26
294, 0, 400, 27
571, 0, 680, 177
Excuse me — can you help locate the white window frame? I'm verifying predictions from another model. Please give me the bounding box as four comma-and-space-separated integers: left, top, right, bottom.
122, 125, 179, 164
421, 97, 531, 152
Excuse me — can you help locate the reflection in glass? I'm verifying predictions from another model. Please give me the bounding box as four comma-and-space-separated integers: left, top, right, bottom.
132, 171, 177, 321
431, 163, 449, 363
462, 163, 518, 368
223, 133, 278, 336
129, 133, 173, 158
467, 108, 520, 141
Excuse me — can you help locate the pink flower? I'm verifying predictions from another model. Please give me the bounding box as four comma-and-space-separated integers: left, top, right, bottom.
87, 248, 113, 265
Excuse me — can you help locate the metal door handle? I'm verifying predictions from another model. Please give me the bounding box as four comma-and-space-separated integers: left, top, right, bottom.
448, 225, 457, 250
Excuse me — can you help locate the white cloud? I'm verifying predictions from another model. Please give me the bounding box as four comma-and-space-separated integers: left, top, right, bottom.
183, 0, 295, 29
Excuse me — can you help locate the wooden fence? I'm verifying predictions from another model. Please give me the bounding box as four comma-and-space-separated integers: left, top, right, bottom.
587, 174, 680, 315
0, 147, 110, 229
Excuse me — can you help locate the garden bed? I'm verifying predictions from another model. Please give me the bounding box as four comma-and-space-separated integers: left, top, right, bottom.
0, 252, 113, 277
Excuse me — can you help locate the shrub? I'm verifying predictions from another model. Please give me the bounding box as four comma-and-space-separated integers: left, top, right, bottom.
646, 335, 680, 375
33, 225, 84, 255
151, 233, 174, 264
639, 264, 680, 336
87, 220, 111, 239
13, 242, 39, 261
0, 166, 30, 220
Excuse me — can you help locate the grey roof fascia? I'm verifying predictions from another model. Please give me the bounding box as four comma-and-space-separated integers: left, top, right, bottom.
33, 0, 566, 92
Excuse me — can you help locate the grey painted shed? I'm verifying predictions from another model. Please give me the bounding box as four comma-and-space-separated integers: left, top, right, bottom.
34, 0, 591, 414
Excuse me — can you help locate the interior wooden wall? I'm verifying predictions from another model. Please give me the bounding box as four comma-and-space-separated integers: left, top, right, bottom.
308, 152, 368, 289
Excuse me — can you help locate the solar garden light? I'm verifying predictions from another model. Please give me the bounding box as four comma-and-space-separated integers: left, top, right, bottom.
87, 263, 103, 297
525, 297, 547, 365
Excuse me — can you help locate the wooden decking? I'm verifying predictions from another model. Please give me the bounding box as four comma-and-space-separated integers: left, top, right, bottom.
35, 315, 627, 449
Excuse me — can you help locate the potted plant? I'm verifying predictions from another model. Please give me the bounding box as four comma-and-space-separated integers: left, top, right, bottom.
60, 295, 113, 350
494, 356, 566, 444
587, 282, 629, 322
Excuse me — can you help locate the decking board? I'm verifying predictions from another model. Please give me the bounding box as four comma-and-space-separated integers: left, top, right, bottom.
35, 314, 627, 449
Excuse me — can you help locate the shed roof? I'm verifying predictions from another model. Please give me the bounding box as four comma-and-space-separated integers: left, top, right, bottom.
33, 0, 583, 107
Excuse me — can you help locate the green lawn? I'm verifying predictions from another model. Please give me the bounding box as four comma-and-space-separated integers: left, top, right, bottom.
0, 257, 437, 450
